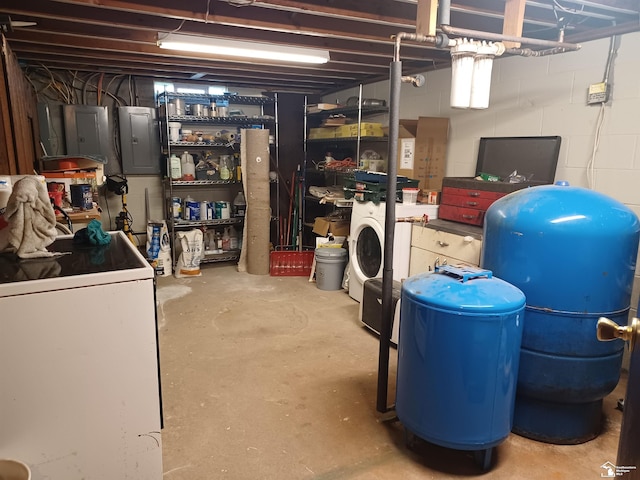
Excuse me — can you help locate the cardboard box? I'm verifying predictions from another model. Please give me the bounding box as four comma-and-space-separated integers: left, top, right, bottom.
396, 120, 416, 177
395, 117, 449, 192
306, 103, 339, 114
335, 122, 385, 138
322, 116, 348, 126
308, 127, 337, 140
312, 217, 350, 237
424, 190, 440, 205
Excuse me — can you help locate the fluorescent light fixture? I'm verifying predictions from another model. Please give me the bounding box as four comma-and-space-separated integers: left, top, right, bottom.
157, 32, 330, 64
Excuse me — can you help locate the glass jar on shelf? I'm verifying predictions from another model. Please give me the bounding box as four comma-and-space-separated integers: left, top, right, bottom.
219, 155, 234, 181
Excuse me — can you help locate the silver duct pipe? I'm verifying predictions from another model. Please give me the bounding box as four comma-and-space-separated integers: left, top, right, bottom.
506, 46, 571, 57
393, 32, 439, 61
438, 0, 451, 27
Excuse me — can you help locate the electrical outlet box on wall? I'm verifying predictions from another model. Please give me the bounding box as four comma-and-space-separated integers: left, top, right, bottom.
587, 82, 609, 105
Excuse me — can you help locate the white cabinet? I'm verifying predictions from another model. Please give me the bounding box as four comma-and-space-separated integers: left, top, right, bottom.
409, 220, 483, 276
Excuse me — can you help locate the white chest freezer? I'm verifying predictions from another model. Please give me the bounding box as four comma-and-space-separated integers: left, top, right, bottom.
0, 231, 163, 480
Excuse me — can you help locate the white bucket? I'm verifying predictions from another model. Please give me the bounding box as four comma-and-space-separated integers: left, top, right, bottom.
168, 122, 181, 142
402, 188, 419, 205
0, 459, 31, 480
315, 247, 347, 291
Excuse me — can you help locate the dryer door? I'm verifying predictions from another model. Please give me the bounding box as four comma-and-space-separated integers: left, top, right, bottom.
350, 217, 384, 285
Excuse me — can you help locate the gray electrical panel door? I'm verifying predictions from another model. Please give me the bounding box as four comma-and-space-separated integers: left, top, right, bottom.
63, 105, 110, 158
118, 106, 161, 175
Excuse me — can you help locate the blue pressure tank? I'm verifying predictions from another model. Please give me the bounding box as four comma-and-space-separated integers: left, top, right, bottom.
482, 182, 640, 444
396, 265, 525, 468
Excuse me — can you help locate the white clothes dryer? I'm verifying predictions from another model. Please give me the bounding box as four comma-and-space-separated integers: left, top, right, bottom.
348, 201, 439, 303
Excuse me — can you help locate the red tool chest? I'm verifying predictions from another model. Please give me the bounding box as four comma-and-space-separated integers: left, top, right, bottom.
439, 136, 562, 226
439, 178, 535, 226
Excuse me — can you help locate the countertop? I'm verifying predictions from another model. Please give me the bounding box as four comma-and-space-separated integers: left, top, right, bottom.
420, 218, 483, 240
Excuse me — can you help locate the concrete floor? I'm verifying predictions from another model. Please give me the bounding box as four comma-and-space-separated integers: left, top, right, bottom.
156, 265, 626, 480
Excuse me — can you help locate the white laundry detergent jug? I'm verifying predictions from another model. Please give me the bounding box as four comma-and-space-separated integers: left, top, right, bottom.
170, 154, 182, 180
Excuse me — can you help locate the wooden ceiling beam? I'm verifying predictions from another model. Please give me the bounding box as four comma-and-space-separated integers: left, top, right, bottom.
3, 1, 451, 60
18, 58, 341, 89
52, 0, 416, 28
3, 0, 635, 93
6, 23, 448, 65
10, 43, 374, 81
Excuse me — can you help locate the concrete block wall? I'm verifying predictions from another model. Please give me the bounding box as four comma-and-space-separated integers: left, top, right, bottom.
330, 31, 640, 326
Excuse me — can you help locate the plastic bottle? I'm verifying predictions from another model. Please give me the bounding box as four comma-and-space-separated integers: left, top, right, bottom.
200, 200, 209, 220
172, 197, 182, 219
233, 191, 246, 217
183, 195, 195, 220
170, 154, 182, 180
219, 155, 232, 180
228, 227, 239, 250
216, 201, 230, 220
222, 228, 231, 251
181, 151, 195, 180
206, 230, 216, 253
234, 153, 242, 181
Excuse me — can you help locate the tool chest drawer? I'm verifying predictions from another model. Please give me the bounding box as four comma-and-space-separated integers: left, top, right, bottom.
440, 188, 505, 211
437, 204, 485, 226
438, 178, 534, 226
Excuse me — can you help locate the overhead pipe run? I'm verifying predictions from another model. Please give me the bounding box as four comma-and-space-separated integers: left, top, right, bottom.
438, 24, 581, 52
505, 46, 574, 57
376, 8, 582, 413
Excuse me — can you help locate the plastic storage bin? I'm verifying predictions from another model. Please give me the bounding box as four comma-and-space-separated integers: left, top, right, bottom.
269, 248, 314, 277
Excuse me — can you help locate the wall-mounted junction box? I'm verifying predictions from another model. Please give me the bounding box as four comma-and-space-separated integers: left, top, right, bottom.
587, 82, 609, 105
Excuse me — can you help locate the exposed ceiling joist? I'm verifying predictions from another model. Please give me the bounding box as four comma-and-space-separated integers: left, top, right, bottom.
1, 0, 638, 94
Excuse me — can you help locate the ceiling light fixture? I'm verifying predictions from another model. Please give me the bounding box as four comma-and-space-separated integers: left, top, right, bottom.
157, 33, 330, 64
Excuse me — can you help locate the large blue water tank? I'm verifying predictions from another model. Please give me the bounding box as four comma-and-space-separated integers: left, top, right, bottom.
397, 265, 525, 458
482, 183, 640, 444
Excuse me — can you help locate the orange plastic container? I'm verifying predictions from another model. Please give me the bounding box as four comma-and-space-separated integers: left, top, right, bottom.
269, 249, 314, 276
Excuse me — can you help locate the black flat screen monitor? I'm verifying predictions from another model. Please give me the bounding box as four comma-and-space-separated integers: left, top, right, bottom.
476, 136, 561, 184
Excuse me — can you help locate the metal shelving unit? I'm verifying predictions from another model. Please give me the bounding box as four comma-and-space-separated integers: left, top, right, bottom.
158, 91, 277, 266
302, 85, 389, 246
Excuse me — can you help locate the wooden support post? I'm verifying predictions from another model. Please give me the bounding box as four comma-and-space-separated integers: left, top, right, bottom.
416, 0, 438, 37
502, 0, 527, 48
